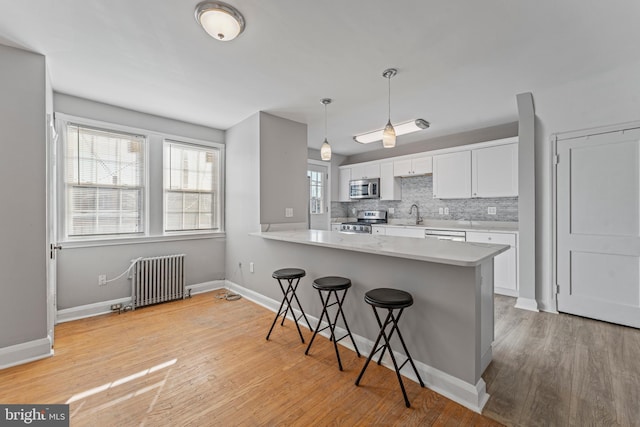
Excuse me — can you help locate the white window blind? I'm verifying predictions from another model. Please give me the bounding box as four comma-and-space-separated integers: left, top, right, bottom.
164, 141, 220, 232
64, 124, 145, 237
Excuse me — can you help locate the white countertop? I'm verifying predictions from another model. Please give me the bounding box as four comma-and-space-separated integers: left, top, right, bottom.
251, 229, 509, 267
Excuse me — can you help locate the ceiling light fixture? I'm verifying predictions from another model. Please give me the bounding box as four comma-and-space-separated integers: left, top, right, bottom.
353, 119, 430, 144
320, 98, 332, 161
382, 68, 397, 148
195, 1, 246, 42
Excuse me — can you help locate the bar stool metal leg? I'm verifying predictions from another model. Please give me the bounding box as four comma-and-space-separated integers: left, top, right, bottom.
266, 270, 312, 343
305, 276, 360, 370
355, 287, 425, 408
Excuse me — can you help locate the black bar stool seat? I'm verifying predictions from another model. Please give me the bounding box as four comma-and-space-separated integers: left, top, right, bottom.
305, 276, 361, 370
355, 288, 425, 408
266, 268, 312, 343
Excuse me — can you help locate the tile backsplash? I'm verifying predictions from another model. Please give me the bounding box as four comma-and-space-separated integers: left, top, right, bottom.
332, 175, 518, 222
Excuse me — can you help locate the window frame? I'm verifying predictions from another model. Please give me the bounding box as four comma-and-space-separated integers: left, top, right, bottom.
55, 113, 225, 246
162, 139, 224, 235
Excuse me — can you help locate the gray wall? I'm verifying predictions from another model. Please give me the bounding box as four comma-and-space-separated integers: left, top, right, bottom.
226, 112, 311, 300
260, 112, 308, 225
53, 94, 226, 309
0, 45, 47, 347
334, 175, 518, 222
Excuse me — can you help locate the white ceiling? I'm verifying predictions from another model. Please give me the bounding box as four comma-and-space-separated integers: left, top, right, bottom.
0, 1, 637, 156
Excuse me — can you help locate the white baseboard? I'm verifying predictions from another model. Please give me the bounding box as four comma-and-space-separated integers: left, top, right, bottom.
515, 297, 539, 312
57, 280, 225, 323
187, 280, 226, 295
0, 337, 53, 370
225, 279, 490, 413
494, 287, 518, 298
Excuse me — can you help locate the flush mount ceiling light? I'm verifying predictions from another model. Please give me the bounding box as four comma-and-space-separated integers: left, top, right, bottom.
195, 1, 246, 41
320, 98, 332, 161
353, 119, 430, 144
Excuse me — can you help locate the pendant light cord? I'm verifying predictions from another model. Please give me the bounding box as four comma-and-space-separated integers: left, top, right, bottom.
324, 102, 328, 139
387, 74, 391, 122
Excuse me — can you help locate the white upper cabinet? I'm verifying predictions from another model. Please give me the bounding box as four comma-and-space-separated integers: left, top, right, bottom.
338, 167, 351, 202
432, 151, 472, 199
380, 162, 401, 200
393, 156, 432, 177
351, 163, 380, 180
472, 143, 518, 198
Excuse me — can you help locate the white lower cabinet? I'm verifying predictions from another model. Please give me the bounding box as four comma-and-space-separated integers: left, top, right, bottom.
466, 231, 518, 296
372, 225, 386, 235
383, 226, 426, 238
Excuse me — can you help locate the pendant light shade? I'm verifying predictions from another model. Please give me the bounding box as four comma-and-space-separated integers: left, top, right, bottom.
320, 98, 332, 161
195, 1, 246, 41
382, 68, 397, 148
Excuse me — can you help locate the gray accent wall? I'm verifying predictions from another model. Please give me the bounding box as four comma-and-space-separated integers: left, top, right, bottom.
53, 94, 226, 309
0, 45, 47, 348
334, 175, 518, 222
260, 112, 308, 225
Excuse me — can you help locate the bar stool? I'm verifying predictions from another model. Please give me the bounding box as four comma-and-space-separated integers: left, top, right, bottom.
305, 276, 361, 371
266, 268, 312, 343
355, 288, 425, 408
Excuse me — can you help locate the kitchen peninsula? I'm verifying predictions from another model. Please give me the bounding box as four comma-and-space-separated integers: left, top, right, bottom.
250, 229, 508, 412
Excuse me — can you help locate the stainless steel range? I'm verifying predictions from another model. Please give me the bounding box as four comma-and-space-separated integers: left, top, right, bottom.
340, 210, 387, 234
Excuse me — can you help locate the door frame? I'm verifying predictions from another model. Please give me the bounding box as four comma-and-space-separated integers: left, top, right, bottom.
551, 119, 640, 313
46, 114, 58, 347
307, 159, 331, 231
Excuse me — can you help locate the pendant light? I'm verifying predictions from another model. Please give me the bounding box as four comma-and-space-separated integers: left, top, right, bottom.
320, 98, 332, 161
382, 68, 397, 148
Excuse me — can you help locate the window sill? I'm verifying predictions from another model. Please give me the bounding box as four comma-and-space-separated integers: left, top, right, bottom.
59, 232, 225, 249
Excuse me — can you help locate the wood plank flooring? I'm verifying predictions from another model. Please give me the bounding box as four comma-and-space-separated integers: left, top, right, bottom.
0, 293, 500, 426
483, 295, 640, 427
2, 292, 639, 426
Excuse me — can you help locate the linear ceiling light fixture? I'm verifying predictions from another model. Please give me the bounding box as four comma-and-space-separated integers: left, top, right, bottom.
195, 1, 246, 41
320, 98, 332, 161
353, 119, 430, 144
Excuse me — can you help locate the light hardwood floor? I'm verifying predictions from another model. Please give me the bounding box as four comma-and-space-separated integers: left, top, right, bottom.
0, 293, 500, 426
2, 293, 638, 426
484, 295, 640, 427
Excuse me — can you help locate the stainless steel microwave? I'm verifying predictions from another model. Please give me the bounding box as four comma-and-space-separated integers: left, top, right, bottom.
349, 178, 380, 199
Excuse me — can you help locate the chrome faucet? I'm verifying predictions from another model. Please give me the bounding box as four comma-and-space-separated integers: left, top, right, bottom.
409, 204, 423, 225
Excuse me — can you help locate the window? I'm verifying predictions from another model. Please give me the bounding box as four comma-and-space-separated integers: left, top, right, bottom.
64, 124, 145, 237
308, 169, 324, 215
164, 141, 221, 232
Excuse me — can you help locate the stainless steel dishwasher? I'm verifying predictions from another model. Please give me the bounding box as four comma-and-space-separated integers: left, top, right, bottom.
424, 229, 466, 242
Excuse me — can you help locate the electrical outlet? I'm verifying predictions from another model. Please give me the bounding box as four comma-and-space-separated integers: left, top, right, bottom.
388, 207, 395, 214
444, 207, 449, 215
98, 274, 107, 286
285, 207, 293, 217
488, 207, 497, 215
438, 207, 444, 215
250, 262, 254, 273
110, 303, 122, 311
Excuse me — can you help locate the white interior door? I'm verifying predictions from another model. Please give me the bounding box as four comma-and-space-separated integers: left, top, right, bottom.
557, 128, 640, 328
308, 161, 329, 230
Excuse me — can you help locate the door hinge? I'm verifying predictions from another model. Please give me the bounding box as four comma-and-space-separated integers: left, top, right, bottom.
553, 154, 559, 165
555, 284, 560, 294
